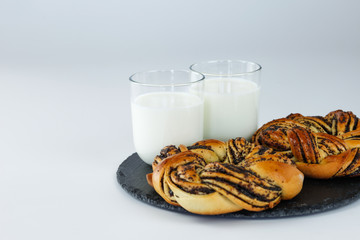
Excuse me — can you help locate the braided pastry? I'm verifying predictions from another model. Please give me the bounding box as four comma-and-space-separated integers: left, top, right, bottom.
147, 138, 304, 215
252, 110, 360, 179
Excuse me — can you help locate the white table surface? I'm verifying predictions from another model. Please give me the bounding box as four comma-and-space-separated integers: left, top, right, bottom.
1, 1, 360, 239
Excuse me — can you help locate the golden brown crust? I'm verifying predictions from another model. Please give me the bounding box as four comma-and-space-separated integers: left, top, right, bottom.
149, 137, 304, 215
146, 173, 153, 187
187, 139, 227, 163
253, 110, 360, 179
295, 148, 360, 178
152, 152, 205, 206
339, 130, 360, 148
247, 161, 304, 200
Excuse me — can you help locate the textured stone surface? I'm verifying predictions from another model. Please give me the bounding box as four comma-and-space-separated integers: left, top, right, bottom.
117, 153, 360, 218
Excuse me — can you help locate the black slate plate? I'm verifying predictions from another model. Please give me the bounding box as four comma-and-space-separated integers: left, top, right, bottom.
117, 153, 360, 218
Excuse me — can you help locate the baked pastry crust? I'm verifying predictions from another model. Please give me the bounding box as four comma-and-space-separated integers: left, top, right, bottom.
148, 138, 304, 215
252, 110, 360, 179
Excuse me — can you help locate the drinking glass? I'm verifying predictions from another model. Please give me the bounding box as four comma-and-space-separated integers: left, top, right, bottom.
190, 60, 262, 141
130, 70, 205, 165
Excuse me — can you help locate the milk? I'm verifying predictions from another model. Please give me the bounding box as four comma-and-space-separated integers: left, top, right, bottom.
202, 78, 259, 141
131, 92, 204, 165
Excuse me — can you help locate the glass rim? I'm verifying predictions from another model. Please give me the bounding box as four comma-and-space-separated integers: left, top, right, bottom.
189, 59, 262, 77
129, 69, 205, 87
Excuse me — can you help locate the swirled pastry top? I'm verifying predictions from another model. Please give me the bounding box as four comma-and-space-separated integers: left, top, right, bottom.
148, 138, 304, 215
252, 110, 360, 178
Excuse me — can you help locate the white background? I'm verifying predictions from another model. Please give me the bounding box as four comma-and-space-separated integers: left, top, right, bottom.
1, 0, 360, 239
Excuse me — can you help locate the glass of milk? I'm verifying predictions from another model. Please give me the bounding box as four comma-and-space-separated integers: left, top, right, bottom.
130, 70, 205, 165
190, 60, 261, 141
